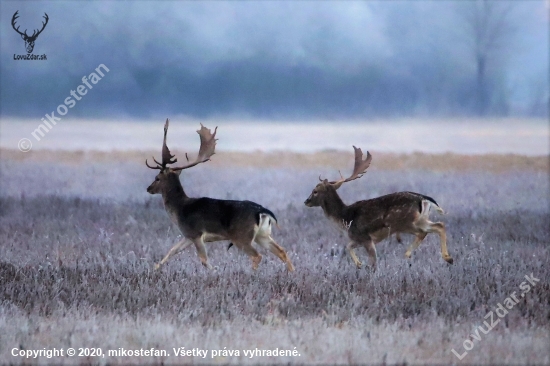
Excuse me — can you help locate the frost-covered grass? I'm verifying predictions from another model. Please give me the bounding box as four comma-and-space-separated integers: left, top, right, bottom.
0, 152, 548, 364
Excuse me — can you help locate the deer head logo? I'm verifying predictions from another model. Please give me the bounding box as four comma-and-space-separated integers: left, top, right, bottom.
11, 10, 49, 54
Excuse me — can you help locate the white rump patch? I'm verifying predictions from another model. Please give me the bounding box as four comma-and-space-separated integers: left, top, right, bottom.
257, 213, 273, 236
420, 199, 445, 217
420, 200, 431, 217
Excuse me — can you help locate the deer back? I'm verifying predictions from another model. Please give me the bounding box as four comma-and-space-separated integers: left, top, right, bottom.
345, 191, 437, 236
169, 197, 276, 239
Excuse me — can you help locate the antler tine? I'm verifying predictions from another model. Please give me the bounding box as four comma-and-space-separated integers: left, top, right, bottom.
152, 156, 162, 166
172, 124, 218, 171
11, 11, 26, 36
161, 119, 178, 166
145, 158, 162, 170
34, 13, 48, 37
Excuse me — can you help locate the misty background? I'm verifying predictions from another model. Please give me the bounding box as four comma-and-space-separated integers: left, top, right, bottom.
0, 1, 548, 121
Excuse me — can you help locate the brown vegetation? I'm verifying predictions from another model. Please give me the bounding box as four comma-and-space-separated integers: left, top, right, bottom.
1, 148, 548, 172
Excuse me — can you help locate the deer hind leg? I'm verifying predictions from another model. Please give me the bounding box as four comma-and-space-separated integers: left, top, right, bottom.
154, 238, 194, 270
230, 226, 263, 270
428, 222, 453, 264
405, 232, 427, 259
231, 238, 262, 270
242, 242, 262, 270
255, 235, 295, 271
415, 205, 453, 264
363, 239, 377, 271
192, 237, 213, 269
346, 241, 363, 269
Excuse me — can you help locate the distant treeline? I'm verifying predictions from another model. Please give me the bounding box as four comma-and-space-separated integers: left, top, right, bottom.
1, 2, 547, 119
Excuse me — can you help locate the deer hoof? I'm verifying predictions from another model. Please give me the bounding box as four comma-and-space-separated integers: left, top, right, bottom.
153, 263, 161, 271
251, 255, 262, 270
444, 256, 454, 264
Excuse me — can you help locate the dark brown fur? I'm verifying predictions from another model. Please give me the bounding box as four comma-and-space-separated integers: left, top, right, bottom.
146, 121, 294, 271
304, 152, 453, 270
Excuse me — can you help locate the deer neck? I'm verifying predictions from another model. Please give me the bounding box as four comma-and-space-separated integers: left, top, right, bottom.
161, 175, 189, 207
320, 190, 347, 222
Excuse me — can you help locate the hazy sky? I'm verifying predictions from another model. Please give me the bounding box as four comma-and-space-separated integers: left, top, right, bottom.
1, 1, 547, 119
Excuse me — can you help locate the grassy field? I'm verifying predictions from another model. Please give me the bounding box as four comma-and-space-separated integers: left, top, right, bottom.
0, 149, 549, 364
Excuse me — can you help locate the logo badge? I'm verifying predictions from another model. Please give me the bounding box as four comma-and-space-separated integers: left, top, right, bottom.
12, 10, 48, 54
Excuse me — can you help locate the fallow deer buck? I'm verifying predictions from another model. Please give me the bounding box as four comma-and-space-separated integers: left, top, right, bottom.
304, 147, 453, 270
146, 119, 294, 272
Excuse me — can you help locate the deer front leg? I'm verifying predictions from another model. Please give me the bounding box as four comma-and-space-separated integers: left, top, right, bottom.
192, 237, 213, 269
347, 241, 362, 269
154, 238, 193, 270
363, 239, 377, 271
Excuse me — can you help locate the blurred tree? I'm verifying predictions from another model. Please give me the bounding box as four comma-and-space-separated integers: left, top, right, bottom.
459, 0, 517, 116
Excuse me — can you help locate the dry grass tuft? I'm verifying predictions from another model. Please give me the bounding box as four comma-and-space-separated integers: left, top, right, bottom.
0, 152, 548, 364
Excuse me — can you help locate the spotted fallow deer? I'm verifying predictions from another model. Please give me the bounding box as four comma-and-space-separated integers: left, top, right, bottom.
304, 147, 453, 270
146, 119, 294, 272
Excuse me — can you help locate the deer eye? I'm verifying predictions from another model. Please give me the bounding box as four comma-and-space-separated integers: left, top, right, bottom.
313, 190, 318, 195
155, 177, 160, 182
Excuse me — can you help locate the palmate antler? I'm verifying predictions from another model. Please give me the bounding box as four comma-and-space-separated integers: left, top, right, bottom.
146, 119, 217, 171
172, 123, 217, 171
320, 146, 372, 190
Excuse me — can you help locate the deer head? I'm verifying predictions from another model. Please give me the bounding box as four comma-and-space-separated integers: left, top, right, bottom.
146, 119, 217, 195
304, 146, 372, 207
12, 11, 49, 54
